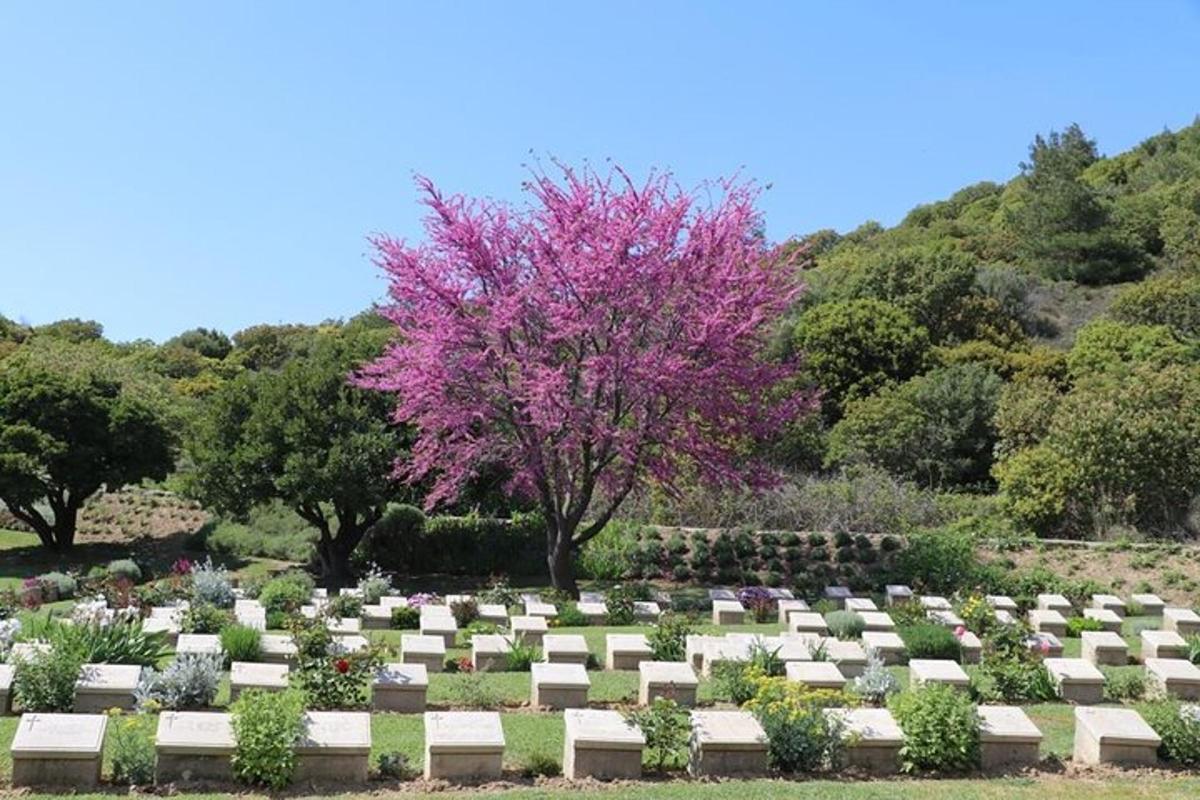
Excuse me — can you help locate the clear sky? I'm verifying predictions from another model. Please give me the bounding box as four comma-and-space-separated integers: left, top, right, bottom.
3, 2, 1199, 342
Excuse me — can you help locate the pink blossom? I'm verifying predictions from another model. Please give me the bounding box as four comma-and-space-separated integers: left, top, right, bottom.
954, 625, 966, 638
358, 165, 816, 591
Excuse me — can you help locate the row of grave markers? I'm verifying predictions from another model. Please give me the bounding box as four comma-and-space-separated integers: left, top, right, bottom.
7, 702, 1177, 788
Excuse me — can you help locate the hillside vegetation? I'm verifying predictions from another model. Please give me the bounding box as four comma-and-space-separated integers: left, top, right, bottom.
3, 118, 1200, 568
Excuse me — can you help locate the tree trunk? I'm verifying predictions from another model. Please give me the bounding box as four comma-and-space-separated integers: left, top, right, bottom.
546, 527, 579, 598
52, 504, 78, 552
316, 533, 356, 586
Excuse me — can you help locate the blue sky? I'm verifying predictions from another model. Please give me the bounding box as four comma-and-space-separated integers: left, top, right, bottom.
2, 2, 1199, 342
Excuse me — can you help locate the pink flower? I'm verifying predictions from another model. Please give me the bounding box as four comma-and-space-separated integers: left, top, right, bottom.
954, 625, 966, 638
1039, 639, 1050, 654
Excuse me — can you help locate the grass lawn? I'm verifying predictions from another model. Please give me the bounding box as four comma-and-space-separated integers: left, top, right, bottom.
2, 780, 1199, 799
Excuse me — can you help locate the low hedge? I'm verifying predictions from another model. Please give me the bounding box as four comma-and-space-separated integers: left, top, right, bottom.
362, 505, 545, 576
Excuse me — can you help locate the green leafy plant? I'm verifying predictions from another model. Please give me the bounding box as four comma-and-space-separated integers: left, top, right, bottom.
519, 750, 562, 777
647, 612, 696, 662
1065, 616, 1104, 637
605, 584, 638, 625
288, 618, 383, 709
328, 594, 363, 619
744, 677, 850, 772
182, 602, 233, 634
974, 623, 1056, 703
377, 750, 416, 780
554, 604, 589, 627
221, 624, 263, 663
1141, 700, 1200, 765
889, 684, 981, 773
1103, 668, 1146, 701
12, 645, 84, 712
258, 573, 312, 615
230, 688, 306, 789
108, 709, 156, 784
625, 698, 691, 771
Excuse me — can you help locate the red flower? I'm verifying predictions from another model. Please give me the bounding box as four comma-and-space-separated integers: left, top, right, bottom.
334, 658, 350, 674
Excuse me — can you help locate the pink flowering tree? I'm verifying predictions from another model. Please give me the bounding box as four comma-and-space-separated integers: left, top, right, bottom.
358, 166, 814, 595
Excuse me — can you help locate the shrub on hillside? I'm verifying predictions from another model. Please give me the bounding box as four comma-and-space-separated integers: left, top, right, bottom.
578, 521, 642, 580
363, 507, 544, 576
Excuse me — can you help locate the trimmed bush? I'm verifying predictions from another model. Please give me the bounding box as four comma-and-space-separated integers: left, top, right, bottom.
899, 623, 962, 661
38, 572, 77, 599
390, 606, 420, 630
107, 559, 142, 582
890, 684, 981, 772
363, 505, 545, 576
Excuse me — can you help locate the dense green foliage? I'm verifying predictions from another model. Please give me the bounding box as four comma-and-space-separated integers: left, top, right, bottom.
187, 325, 407, 579
6, 118, 1200, 555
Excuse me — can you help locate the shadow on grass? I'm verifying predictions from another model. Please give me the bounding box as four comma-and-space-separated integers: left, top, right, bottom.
0, 529, 253, 586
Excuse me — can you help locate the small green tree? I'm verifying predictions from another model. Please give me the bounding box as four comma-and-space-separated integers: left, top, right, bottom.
188, 327, 407, 579
0, 363, 176, 551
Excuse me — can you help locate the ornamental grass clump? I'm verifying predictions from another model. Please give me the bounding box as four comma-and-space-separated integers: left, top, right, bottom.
825, 610, 866, 640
